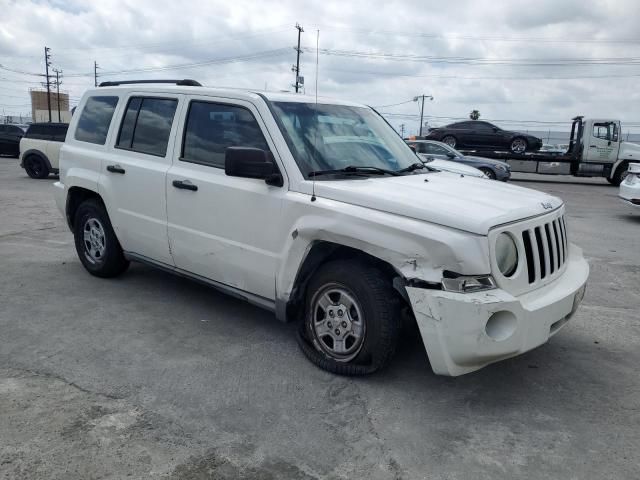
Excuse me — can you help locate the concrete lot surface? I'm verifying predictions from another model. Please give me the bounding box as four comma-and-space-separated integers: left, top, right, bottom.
1, 159, 639, 479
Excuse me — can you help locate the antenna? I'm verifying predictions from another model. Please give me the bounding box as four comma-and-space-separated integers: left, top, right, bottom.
311, 29, 320, 202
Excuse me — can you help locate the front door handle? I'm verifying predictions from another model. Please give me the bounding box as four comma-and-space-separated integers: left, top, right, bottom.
172, 179, 198, 191
589, 145, 597, 148
106, 164, 125, 174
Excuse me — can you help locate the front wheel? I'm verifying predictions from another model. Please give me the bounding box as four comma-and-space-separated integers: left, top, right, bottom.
479, 167, 497, 179
73, 199, 129, 278
24, 155, 49, 179
296, 260, 401, 376
510, 137, 528, 154
607, 162, 629, 186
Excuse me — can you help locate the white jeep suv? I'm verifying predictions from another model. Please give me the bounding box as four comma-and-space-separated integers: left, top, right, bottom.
54, 80, 589, 376
20, 122, 69, 178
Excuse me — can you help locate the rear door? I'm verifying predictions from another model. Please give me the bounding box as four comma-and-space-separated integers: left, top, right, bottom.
584, 121, 620, 163
98, 94, 183, 265
166, 96, 287, 300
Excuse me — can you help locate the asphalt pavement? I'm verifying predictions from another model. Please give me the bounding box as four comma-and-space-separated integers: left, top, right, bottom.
1, 159, 639, 480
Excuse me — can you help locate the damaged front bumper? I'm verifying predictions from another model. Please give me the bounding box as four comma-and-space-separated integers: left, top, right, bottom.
406, 244, 589, 376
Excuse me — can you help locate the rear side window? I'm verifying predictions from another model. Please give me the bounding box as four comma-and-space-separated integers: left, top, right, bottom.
52, 124, 69, 142
26, 124, 48, 140
75, 96, 119, 145
181, 101, 269, 168
116, 97, 178, 157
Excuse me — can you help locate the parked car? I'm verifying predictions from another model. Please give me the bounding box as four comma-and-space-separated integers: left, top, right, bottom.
619, 163, 640, 207
54, 80, 589, 377
19, 122, 69, 178
426, 121, 543, 154
0, 124, 27, 157
407, 139, 511, 181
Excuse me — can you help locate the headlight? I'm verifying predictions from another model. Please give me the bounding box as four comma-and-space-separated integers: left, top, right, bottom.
496, 233, 518, 277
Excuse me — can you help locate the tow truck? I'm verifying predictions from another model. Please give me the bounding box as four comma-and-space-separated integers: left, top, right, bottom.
426, 117, 639, 185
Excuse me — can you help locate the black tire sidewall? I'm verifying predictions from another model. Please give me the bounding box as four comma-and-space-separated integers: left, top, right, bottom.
301, 261, 400, 373
25, 155, 49, 179
73, 200, 128, 277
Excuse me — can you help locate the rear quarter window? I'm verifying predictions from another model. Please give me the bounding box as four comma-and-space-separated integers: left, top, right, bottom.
75, 96, 119, 145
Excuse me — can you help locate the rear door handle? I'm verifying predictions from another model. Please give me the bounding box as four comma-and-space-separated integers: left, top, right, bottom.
106, 164, 125, 174
172, 179, 198, 191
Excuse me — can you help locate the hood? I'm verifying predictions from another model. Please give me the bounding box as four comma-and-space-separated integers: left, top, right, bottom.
424, 157, 485, 177
620, 141, 640, 161
313, 172, 562, 235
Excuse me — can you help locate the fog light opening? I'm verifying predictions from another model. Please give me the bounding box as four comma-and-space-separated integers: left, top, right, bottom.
485, 311, 517, 341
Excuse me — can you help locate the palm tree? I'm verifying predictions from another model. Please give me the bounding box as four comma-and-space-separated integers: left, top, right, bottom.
469, 110, 481, 121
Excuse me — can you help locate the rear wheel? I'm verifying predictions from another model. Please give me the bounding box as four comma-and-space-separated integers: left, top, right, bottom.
296, 260, 401, 376
24, 155, 49, 179
510, 137, 528, 154
442, 135, 457, 148
479, 167, 497, 179
73, 199, 129, 278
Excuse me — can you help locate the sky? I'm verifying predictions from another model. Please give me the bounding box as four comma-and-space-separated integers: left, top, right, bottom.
1, 0, 640, 135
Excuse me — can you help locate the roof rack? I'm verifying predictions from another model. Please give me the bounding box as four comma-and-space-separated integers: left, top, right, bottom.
98, 79, 202, 87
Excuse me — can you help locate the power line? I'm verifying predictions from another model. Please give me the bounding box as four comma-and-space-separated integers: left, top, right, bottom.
371, 99, 415, 108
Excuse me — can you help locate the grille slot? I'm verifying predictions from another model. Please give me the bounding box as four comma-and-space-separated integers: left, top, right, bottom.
518, 214, 568, 285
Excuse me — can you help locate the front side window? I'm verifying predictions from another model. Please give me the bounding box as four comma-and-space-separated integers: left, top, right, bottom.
271, 102, 419, 178
75, 96, 119, 145
117, 97, 178, 156
181, 101, 269, 168
424, 143, 449, 155
592, 122, 618, 142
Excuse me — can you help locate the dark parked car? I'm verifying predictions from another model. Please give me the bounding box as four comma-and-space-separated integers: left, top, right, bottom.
425, 120, 542, 154
0, 124, 27, 157
407, 139, 511, 181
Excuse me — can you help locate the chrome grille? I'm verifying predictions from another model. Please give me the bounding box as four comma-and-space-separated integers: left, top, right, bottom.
521, 214, 568, 284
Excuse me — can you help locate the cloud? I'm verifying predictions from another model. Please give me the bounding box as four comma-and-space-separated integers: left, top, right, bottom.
1, 0, 639, 135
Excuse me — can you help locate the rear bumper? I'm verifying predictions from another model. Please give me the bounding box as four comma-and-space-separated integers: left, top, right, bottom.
406, 244, 589, 376
619, 182, 640, 206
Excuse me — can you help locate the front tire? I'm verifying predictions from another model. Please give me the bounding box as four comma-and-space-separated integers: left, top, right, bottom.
24, 155, 49, 179
479, 167, 497, 179
73, 199, 129, 278
296, 260, 401, 376
607, 162, 629, 186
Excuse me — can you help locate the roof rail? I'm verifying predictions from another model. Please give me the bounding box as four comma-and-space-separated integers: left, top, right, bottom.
98, 79, 202, 87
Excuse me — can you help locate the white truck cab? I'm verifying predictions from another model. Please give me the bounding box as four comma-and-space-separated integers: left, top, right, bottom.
54, 80, 589, 376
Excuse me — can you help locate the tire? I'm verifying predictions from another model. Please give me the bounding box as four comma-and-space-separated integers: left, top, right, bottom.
510, 137, 528, 154
24, 155, 49, 179
607, 162, 628, 186
479, 167, 497, 179
73, 199, 129, 278
442, 135, 457, 148
296, 260, 401, 376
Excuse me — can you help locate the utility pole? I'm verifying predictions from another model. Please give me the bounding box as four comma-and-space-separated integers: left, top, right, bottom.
413, 94, 433, 137
94, 61, 99, 87
53, 69, 62, 122
44, 47, 52, 122
292, 23, 304, 93
400, 123, 405, 138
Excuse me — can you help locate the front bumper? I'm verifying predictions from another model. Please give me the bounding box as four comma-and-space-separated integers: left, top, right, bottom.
406, 244, 589, 376
619, 181, 640, 207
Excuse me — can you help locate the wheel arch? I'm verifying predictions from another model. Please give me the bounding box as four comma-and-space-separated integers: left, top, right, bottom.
278, 240, 411, 323
65, 186, 105, 230
21, 149, 51, 170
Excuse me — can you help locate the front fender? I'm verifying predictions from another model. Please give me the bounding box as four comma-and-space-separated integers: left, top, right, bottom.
275, 193, 491, 305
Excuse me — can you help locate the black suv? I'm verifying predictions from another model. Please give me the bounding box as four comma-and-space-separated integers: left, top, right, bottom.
0, 124, 27, 157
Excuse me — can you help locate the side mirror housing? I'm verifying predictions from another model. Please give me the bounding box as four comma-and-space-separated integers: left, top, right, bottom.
225, 147, 283, 187
446, 152, 456, 159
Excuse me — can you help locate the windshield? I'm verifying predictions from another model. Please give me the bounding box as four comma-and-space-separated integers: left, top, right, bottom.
271, 102, 419, 178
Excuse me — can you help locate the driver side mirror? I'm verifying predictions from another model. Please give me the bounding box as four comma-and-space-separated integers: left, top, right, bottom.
225, 147, 283, 187
446, 152, 456, 159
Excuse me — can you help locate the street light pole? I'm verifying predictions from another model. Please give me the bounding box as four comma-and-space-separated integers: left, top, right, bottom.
413, 94, 434, 137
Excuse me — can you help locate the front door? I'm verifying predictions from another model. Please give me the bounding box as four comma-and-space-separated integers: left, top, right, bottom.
99, 94, 183, 265
166, 96, 287, 300
584, 121, 620, 163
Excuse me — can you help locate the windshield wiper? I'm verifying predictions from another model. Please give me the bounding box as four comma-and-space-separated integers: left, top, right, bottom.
308, 165, 401, 177
395, 162, 426, 173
